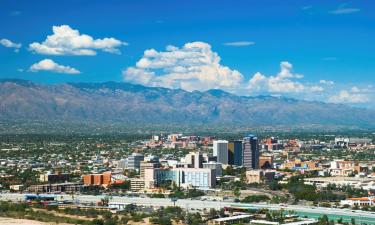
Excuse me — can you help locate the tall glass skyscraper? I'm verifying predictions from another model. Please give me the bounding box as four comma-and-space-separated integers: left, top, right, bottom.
228, 140, 243, 166
243, 134, 259, 170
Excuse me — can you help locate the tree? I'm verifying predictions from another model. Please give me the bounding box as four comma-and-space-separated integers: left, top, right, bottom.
241, 195, 269, 203
318, 215, 329, 225
233, 187, 241, 198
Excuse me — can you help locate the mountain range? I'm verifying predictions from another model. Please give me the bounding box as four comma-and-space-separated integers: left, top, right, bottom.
0, 79, 374, 130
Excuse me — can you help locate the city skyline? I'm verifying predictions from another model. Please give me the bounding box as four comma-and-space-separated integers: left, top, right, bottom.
1, 0, 374, 108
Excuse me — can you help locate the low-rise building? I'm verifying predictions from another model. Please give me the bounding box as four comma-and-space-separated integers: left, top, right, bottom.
83, 171, 112, 187
27, 182, 83, 193
340, 197, 375, 207
39, 172, 69, 183
304, 176, 375, 189
130, 178, 145, 192
144, 167, 216, 189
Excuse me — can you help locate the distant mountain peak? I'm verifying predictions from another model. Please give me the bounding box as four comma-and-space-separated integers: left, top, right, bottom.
0, 79, 374, 128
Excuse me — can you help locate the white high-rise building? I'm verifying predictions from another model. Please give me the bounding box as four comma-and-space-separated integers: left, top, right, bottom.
213, 140, 228, 164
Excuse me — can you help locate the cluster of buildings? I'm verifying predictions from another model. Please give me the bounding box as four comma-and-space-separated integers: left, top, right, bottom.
1, 133, 375, 197
127, 134, 264, 191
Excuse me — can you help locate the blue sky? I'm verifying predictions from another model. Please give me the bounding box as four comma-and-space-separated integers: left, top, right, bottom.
0, 0, 374, 107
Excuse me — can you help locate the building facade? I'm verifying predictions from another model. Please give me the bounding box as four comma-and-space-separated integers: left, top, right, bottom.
243, 134, 259, 170
144, 167, 216, 189
127, 153, 144, 171
228, 140, 243, 166
213, 140, 229, 165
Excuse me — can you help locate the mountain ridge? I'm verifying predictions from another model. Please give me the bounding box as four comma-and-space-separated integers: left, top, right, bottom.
0, 79, 374, 129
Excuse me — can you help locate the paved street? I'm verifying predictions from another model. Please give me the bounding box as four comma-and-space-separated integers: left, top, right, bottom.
1, 193, 375, 224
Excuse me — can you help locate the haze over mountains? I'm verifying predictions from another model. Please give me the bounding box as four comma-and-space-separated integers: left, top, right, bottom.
0, 79, 374, 129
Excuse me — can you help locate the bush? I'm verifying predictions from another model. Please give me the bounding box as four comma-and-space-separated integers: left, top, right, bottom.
241, 195, 270, 203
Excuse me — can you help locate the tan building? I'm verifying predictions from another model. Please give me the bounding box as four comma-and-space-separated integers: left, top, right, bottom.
259, 155, 273, 169
140, 161, 159, 179
281, 159, 318, 170
130, 178, 145, 192
246, 170, 263, 183
246, 170, 275, 183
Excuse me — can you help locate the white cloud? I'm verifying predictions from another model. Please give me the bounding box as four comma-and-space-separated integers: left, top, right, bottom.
29, 25, 127, 56
319, 80, 335, 85
123, 42, 244, 92
223, 41, 255, 47
310, 86, 324, 92
248, 61, 305, 93
29, 59, 80, 74
330, 7, 360, 15
0, 38, 21, 52
328, 87, 370, 104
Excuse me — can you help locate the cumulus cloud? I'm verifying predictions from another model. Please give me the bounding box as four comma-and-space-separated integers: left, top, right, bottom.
0, 38, 21, 52
29, 59, 80, 74
328, 87, 370, 104
310, 86, 324, 92
320, 80, 335, 85
29, 25, 127, 56
123, 42, 244, 91
223, 41, 255, 47
248, 61, 305, 93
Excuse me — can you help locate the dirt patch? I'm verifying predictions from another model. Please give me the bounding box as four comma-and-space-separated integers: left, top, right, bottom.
0, 217, 72, 225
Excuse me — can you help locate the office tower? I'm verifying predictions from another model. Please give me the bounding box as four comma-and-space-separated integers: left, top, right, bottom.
228, 140, 243, 166
213, 140, 228, 164
140, 161, 160, 179
203, 161, 222, 177
127, 153, 144, 171
185, 151, 203, 168
243, 134, 259, 170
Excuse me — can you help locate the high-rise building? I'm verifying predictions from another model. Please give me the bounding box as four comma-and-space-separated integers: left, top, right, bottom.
185, 151, 203, 168
228, 140, 243, 166
203, 161, 222, 177
127, 153, 144, 171
213, 140, 228, 164
243, 134, 259, 170
140, 161, 160, 179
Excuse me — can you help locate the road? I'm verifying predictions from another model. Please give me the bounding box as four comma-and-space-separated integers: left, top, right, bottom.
1, 193, 375, 224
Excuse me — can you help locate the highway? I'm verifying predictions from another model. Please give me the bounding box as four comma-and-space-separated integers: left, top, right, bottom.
1, 193, 375, 224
